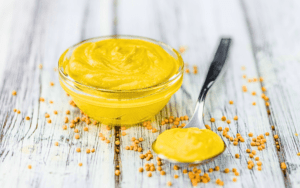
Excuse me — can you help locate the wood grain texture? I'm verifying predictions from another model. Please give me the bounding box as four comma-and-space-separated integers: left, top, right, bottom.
115, 0, 289, 187
0, 0, 300, 187
241, 0, 300, 187
0, 0, 116, 187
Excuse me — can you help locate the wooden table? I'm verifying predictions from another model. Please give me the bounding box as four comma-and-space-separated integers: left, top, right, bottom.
1, 0, 300, 187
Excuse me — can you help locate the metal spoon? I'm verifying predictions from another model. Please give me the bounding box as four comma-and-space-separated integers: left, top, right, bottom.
152, 38, 232, 164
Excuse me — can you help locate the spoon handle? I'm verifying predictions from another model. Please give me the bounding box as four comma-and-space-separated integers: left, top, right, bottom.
184, 38, 231, 129
198, 38, 232, 102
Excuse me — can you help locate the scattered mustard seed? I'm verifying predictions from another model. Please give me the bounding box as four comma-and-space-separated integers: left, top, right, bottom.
62, 125, 67, 130
50, 82, 54, 86
12, 90, 17, 96
184, 115, 189, 120
205, 124, 211, 130
65, 110, 70, 115
260, 77, 263, 82
25, 116, 30, 120
281, 162, 287, 170
257, 161, 262, 166
179, 46, 187, 53
17, 110, 21, 114
75, 134, 80, 139
83, 127, 88, 131
54, 142, 59, 146
28, 165, 32, 169
78, 163, 83, 166
210, 117, 215, 122
167, 181, 172, 186
115, 170, 121, 176
86, 149, 90, 154
265, 132, 270, 136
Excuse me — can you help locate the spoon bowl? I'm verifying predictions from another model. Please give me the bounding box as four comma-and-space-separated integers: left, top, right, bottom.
152, 140, 227, 165
152, 38, 232, 164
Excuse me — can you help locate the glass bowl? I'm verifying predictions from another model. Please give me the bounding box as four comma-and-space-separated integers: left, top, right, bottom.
58, 35, 184, 125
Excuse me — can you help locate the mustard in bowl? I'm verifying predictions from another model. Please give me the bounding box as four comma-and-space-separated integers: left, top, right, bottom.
58, 35, 183, 125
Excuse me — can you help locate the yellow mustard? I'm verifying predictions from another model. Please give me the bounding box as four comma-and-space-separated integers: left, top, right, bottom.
59, 37, 183, 125
62, 39, 179, 90
153, 128, 224, 162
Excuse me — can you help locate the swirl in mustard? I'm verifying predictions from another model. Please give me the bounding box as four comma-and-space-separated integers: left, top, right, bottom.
62, 39, 179, 90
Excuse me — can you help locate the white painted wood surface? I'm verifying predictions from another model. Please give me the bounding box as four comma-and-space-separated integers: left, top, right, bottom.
0, 0, 300, 187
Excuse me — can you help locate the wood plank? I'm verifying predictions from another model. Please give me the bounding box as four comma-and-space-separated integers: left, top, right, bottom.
241, 0, 300, 187
0, 0, 16, 81
116, 0, 285, 187
0, 0, 115, 187
1, 0, 299, 187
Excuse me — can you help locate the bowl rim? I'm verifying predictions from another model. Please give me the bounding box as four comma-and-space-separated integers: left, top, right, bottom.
58, 35, 184, 93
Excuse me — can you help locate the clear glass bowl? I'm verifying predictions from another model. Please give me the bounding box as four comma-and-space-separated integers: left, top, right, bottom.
58, 35, 184, 125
